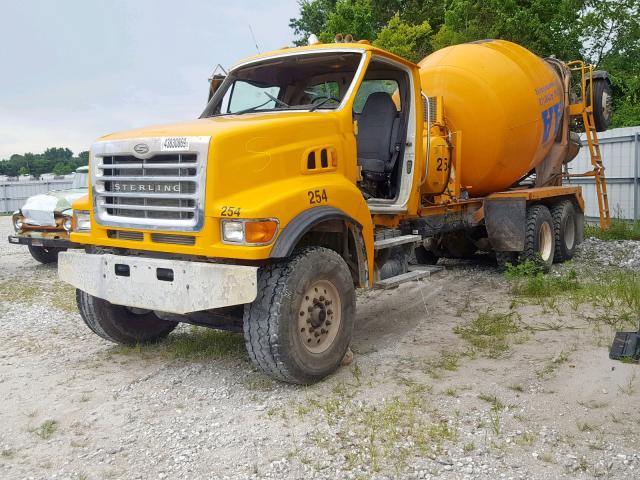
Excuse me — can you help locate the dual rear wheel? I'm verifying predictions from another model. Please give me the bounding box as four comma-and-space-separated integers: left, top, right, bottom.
496, 200, 578, 271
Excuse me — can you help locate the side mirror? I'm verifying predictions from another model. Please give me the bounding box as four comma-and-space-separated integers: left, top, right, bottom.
207, 64, 228, 103
208, 74, 226, 102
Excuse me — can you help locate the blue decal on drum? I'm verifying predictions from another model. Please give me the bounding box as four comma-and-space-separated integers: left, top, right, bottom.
541, 101, 563, 143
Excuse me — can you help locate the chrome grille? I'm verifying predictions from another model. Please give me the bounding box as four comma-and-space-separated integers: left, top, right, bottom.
92, 136, 210, 232
151, 233, 196, 245
108, 230, 144, 241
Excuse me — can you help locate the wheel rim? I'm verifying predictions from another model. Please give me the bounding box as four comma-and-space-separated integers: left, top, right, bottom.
538, 222, 553, 262
564, 216, 575, 250
297, 280, 341, 354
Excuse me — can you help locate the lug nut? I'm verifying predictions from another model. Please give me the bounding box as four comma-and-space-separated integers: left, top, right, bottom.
321, 328, 327, 334
314, 331, 320, 337
319, 296, 325, 302
326, 321, 332, 326
327, 309, 333, 315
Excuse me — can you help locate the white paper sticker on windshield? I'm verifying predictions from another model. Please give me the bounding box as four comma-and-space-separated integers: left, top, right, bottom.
161, 137, 190, 151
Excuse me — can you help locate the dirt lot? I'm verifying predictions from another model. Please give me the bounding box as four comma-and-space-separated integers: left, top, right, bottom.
1, 216, 639, 480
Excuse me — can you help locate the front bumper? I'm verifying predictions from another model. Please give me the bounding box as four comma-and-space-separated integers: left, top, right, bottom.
58, 251, 258, 314
8, 234, 75, 249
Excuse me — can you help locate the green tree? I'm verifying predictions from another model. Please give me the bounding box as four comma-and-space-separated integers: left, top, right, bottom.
18, 166, 29, 176
290, 0, 338, 46
319, 0, 376, 43
53, 162, 73, 176
78, 151, 90, 163
431, 0, 584, 60
374, 13, 432, 62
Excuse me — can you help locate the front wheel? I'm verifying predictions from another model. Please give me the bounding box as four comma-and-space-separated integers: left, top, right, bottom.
243, 247, 356, 384
76, 290, 178, 345
28, 245, 65, 264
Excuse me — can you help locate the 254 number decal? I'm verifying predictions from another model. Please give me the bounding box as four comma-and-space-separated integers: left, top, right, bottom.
308, 189, 328, 204
221, 206, 241, 217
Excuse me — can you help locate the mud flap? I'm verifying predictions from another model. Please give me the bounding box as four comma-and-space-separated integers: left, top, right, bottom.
484, 198, 526, 252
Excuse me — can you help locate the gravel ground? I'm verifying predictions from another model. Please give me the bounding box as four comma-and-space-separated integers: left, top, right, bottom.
575, 236, 640, 270
1, 217, 639, 480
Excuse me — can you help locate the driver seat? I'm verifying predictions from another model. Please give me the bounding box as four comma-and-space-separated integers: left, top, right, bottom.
357, 92, 401, 178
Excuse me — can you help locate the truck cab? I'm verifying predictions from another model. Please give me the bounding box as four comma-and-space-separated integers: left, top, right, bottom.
59, 40, 608, 383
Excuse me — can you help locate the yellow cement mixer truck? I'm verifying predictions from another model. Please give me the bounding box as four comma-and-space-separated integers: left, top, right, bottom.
59, 39, 612, 383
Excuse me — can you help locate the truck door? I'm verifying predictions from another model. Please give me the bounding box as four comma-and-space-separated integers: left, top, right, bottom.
353, 56, 417, 212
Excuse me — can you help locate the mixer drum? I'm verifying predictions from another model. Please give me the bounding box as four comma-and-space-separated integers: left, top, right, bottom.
419, 40, 565, 197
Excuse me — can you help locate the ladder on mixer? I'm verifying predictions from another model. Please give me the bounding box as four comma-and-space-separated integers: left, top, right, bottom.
566, 62, 611, 229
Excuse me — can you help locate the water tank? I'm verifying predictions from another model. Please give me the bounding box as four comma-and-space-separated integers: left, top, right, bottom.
419, 40, 564, 196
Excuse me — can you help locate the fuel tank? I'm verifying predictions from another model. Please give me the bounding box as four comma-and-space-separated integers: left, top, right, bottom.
419, 40, 565, 197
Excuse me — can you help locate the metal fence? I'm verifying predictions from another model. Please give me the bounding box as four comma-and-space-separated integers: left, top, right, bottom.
0, 179, 74, 213
567, 125, 640, 221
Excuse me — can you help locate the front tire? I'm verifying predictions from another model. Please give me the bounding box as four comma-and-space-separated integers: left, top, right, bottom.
243, 247, 356, 384
414, 245, 438, 265
28, 245, 65, 264
76, 290, 178, 345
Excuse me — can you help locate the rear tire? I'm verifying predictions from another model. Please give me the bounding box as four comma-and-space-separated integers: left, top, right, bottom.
28, 245, 65, 264
243, 247, 355, 384
551, 200, 577, 263
521, 204, 555, 271
76, 289, 178, 345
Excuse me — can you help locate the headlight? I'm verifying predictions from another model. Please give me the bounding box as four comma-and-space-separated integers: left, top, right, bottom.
73, 210, 91, 232
63, 217, 72, 232
222, 221, 244, 243
221, 219, 278, 245
13, 215, 23, 232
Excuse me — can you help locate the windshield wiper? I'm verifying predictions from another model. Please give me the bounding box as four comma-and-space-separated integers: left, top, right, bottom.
231, 98, 273, 115
308, 97, 335, 112
231, 92, 290, 115
264, 91, 289, 108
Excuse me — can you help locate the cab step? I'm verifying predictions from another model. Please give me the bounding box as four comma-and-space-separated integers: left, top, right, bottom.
374, 234, 422, 251
374, 266, 442, 289
408, 265, 444, 274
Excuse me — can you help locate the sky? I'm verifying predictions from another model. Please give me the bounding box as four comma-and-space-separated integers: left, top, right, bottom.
0, 0, 300, 159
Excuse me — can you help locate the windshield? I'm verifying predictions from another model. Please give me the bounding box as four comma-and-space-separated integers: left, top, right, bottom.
201, 51, 364, 117
72, 172, 88, 189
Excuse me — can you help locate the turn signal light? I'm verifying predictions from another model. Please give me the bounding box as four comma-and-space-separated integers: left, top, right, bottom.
221, 219, 279, 245
245, 220, 278, 244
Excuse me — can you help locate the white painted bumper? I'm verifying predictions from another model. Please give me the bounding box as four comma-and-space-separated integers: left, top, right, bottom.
58, 251, 258, 314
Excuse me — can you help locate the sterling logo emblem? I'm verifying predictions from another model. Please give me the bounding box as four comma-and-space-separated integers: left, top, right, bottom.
113, 183, 181, 193
133, 143, 149, 154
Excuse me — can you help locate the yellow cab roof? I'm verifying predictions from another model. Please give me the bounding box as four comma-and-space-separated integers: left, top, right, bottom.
231, 41, 418, 71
